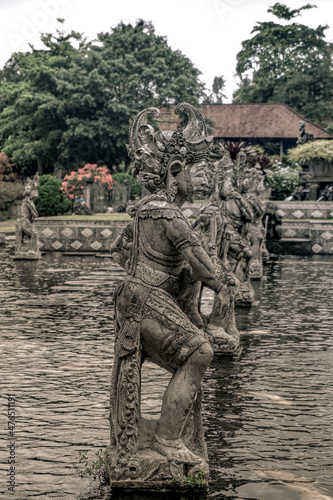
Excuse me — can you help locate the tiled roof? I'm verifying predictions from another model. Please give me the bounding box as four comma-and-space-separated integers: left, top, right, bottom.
156, 103, 333, 140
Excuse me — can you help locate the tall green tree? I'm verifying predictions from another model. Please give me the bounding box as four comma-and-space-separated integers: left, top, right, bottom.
202, 75, 227, 104
233, 3, 333, 126
0, 20, 87, 175
57, 20, 205, 169
0, 19, 205, 175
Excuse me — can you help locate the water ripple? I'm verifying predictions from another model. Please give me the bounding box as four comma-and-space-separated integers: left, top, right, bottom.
1, 245, 333, 499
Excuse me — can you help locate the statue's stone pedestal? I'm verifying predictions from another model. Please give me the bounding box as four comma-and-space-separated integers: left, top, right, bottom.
13, 251, 42, 260
13, 244, 42, 260
205, 324, 241, 356
107, 418, 209, 494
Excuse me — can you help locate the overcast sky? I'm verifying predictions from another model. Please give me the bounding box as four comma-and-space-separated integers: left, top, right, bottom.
0, 0, 333, 101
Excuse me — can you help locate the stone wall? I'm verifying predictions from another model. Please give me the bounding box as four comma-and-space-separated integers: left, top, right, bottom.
34, 201, 333, 255
182, 201, 333, 221
267, 220, 333, 255
271, 201, 333, 255
36, 218, 129, 253
275, 201, 333, 220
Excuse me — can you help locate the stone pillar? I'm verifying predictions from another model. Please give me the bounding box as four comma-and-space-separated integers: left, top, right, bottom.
84, 178, 94, 211
8, 200, 22, 218
309, 183, 319, 201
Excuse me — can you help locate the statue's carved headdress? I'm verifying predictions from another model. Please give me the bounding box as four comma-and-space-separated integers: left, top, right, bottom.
127, 102, 213, 192
23, 173, 40, 197
214, 149, 235, 187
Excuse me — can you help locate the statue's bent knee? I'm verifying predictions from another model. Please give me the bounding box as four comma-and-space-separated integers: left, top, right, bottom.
195, 341, 214, 366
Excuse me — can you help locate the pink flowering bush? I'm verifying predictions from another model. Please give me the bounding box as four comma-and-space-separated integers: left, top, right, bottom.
61, 163, 113, 200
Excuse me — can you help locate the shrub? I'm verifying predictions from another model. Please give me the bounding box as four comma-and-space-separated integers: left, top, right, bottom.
266, 161, 301, 200
0, 152, 16, 182
288, 140, 333, 165
0, 182, 24, 210
112, 172, 142, 199
0, 152, 24, 210
61, 164, 113, 200
35, 175, 72, 216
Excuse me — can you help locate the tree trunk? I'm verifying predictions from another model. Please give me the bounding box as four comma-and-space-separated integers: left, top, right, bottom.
37, 157, 43, 176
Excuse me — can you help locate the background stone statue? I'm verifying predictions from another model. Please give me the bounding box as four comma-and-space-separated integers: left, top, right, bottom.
238, 166, 266, 279
191, 200, 241, 353
108, 103, 222, 488
14, 174, 42, 260
297, 120, 314, 145
215, 155, 255, 306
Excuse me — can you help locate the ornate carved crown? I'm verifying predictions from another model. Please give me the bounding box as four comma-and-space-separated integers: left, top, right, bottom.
127, 102, 213, 192
23, 173, 40, 197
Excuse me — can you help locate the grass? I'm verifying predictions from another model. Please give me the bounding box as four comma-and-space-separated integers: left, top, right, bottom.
0, 219, 16, 233
0, 226, 15, 233
0, 213, 131, 234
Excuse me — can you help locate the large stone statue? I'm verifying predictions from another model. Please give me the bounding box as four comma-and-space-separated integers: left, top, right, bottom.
14, 174, 42, 260
108, 104, 222, 489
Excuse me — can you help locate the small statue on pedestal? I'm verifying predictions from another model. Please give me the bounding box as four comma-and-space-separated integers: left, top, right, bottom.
14, 174, 42, 260
108, 103, 222, 491
297, 120, 314, 145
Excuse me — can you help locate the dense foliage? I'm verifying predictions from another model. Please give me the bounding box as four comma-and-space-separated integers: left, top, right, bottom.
0, 19, 205, 176
202, 75, 227, 104
0, 152, 24, 210
266, 160, 301, 200
0, 182, 24, 211
35, 175, 71, 216
233, 3, 333, 127
0, 152, 16, 182
112, 172, 142, 199
287, 140, 333, 165
0, 24, 87, 176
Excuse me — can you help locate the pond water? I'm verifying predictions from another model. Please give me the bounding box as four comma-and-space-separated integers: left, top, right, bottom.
1, 241, 333, 500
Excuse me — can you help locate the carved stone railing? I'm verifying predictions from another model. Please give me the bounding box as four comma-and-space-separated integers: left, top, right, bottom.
35, 218, 129, 253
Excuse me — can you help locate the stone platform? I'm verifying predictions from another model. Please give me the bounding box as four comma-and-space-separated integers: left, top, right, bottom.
35, 217, 129, 253
270, 202, 333, 255
275, 201, 333, 220
31, 202, 333, 256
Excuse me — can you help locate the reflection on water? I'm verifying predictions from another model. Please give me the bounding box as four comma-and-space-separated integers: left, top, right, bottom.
1, 243, 333, 500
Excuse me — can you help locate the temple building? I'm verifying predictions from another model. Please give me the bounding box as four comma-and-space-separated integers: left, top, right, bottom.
157, 103, 333, 156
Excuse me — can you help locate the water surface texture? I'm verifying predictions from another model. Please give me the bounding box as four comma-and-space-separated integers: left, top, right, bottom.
1, 242, 333, 500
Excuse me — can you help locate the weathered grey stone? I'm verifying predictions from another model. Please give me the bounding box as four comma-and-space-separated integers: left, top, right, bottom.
14, 174, 42, 260
35, 219, 129, 253
108, 103, 224, 491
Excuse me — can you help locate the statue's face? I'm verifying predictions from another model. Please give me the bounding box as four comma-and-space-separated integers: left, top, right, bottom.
218, 176, 232, 200
31, 189, 38, 200
176, 160, 209, 203
237, 152, 247, 166
240, 176, 251, 193
189, 160, 209, 194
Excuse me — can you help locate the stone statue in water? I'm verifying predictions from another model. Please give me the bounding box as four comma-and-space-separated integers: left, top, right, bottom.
14, 174, 42, 260
109, 103, 222, 488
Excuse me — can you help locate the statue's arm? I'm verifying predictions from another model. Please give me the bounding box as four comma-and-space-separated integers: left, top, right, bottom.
248, 196, 265, 216
233, 193, 254, 221
22, 199, 38, 218
110, 222, 133, 268
164, 217, 222, 293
